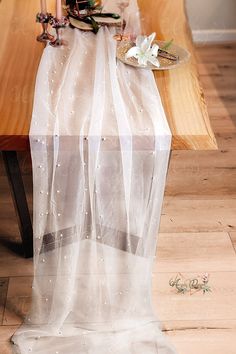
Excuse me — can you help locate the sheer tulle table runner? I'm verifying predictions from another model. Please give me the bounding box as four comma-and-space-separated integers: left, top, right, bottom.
11, 1, 177, 353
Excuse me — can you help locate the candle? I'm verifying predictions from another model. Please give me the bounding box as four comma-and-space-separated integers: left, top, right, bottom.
40, 0, 47, 13
56, 0, 62, 19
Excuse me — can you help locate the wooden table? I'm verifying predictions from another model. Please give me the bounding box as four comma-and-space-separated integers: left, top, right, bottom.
0, 0, 217, 257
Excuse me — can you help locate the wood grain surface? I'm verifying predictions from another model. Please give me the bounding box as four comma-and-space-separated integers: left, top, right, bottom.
138, 0, 217, 150
0, 0, 44, 150
0, 0, 217, 150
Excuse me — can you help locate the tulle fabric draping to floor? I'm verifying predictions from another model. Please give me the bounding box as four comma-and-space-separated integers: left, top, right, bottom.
11, 1, 177, 353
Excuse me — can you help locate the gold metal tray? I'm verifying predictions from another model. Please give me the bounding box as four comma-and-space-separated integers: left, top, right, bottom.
116, 40, 191, 70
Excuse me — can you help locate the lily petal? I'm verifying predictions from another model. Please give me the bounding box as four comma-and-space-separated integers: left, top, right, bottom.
136, 35, 146, 47
150, 43, 159, 57
141, 32, 156, 52
140, 37, 150, 52
138, 55, 148, 66
148, 32, 156, 45
147, 32, 156, 49
126, 46, 141, 59
147, 55, 160, 67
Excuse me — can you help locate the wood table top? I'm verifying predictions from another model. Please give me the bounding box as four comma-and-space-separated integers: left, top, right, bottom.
0, 0, 217, 151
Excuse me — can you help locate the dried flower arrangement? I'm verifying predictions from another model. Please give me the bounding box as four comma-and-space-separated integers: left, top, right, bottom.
169, 273, 212, 295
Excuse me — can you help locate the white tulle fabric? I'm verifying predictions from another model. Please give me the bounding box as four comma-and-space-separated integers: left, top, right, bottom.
12, 1, 177, 353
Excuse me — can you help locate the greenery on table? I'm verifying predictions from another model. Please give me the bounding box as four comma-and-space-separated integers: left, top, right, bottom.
66, 0, 120, 34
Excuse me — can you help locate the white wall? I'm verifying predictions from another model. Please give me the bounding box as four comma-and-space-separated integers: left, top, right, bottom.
186, 0, 236, 42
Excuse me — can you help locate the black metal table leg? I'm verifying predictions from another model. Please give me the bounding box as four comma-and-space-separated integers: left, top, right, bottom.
2, 151, 33, 258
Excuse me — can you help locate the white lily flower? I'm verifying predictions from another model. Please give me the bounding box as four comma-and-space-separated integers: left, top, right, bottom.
126, 32, 160, 67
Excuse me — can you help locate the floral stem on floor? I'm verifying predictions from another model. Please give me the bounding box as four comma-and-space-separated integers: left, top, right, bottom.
169, 272, 212, 295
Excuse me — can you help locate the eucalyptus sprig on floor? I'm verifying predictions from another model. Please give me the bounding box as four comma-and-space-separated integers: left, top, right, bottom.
169, 273, 212, 295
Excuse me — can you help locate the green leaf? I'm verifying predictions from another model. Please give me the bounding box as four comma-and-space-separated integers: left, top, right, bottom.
88, 0, 95, 6
87, 16, 100, 34
161, 39, 174, 51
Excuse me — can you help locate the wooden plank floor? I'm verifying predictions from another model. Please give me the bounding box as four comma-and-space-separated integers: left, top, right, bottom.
0, 43, 236, 353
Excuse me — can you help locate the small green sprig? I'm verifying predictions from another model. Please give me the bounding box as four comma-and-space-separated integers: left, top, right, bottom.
169, 273, 212, 295
161, 39, 174, 51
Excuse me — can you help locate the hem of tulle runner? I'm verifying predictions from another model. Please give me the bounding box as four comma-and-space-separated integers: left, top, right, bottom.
11, 320, 177, 354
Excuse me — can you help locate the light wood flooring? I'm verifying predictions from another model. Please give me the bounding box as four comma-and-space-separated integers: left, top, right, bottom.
0, 43, 236, 354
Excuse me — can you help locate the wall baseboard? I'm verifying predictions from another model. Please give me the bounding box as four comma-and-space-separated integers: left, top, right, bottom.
192, 29, 236, 43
